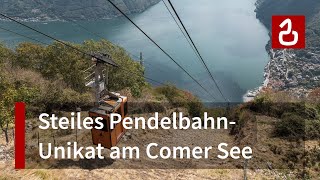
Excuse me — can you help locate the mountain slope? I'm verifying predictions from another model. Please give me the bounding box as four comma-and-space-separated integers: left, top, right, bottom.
255, 0, 320, 96
255, 0, 320, 47
0, 0, 160, 21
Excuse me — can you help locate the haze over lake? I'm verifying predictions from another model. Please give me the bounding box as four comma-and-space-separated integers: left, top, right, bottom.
0, 0, 269, 102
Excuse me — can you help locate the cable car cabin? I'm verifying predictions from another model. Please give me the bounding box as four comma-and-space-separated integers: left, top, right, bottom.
89, 95, 128, 149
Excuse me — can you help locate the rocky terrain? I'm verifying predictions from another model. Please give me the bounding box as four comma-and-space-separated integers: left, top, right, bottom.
0, 0, 160, 21
254, 0, 320, 98
0, 1, 319, 179
1, 88, 319, 179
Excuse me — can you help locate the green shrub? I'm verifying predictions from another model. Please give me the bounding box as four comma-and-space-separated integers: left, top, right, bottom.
156, 85, 181, 103
205, 108, 226, 118
58, 88, 93, 110
0, 43, 13, 64
274, 113, 305, 139
155, 84, 192, 107
239, 110, 255, 125
305, 119, 320, 139
250, 95, 318, 119
316, 104, 320, 113
187, 100, 203, 117
229, 109, 255, 136
13, 40, 146, 96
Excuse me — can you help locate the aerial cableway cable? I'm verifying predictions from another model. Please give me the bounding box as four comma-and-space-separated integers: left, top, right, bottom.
128, 53, 167, 74
0, 23, 166, 86
105, 0, 217, 101
67, 21, 165, 74
0, 18, 187, 88
161, 0, 198, 56
0, 13, 120, 66
55, 16, 167, 75
0, 26, 50, 46
17, 1, 216, 100
33, 1, 180, 78
0, 11, 215, 100
33, 1, 169, 82
161, 0, 220, 99
166, 0, 229, 102
161, 0, 203, 66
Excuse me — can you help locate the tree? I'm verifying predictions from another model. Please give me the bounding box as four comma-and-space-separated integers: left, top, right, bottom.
15, 43, 46, 70
0, 76, 16, 144
0, 39, 148, 143
12, 40, 146, 96
0, 65, 38, 144
0, 44, 13, 64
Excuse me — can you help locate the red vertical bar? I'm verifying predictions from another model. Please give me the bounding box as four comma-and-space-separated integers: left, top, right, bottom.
15, 102, 25, 169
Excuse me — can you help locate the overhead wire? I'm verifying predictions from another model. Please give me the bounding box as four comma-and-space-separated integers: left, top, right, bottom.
0, 23, 166, 86
0, 13, 122, 66
166, 0, 229, 102
0, 2, 217, 100
29, 0, 213, 99
105, 0, 216, 100
161, 0, 220, 100
22, 0, 218, 100
58, 16, 167, 75
0, 26, 50, 45
161, 0, 199, 62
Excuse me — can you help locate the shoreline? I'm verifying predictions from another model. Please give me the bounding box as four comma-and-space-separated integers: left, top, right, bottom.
0, 16, 116, 23
0, 1, 161, 23
243, 60, 272, 102
243, 39, 272, 102
243, 60, 271, 102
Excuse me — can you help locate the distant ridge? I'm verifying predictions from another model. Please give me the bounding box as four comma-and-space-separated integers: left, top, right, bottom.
0, 0, 161, 21
254, 0, 320, 96
255, 0, 320, 47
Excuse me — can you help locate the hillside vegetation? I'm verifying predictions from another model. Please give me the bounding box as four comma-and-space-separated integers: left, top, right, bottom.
0, 40, 204, 144
0, 40, 147, 143
254, 0, 320, 97
0, 41, 319, 178
256, 0, 320, 49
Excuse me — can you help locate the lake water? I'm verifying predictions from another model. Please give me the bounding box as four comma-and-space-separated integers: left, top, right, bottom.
0, 0, 269, 102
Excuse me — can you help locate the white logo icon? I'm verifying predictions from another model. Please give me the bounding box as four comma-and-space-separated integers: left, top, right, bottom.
279, 18, 298, 46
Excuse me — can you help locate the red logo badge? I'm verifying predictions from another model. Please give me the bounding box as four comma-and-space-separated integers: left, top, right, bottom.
272, 15, 305, 49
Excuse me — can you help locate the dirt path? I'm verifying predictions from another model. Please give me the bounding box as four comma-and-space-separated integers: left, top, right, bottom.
0, 112, 278, 179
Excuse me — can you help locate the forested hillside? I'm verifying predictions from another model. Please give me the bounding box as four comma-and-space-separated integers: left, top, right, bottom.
0, 0, 160, 21
255, 0, 320, 48
254, 0, 320, 95
0, 40, 145, 139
